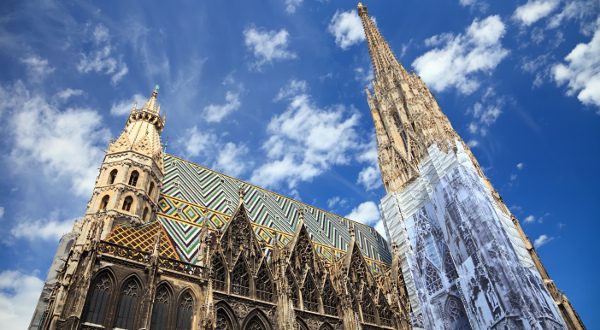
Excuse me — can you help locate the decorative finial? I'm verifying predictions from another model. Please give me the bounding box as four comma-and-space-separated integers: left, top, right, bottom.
238, 185, 247, 202
298, 208, 305, 222
349, 225, 355, 240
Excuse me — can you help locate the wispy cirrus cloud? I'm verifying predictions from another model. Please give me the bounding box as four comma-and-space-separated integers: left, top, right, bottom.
243, 26, 296, 70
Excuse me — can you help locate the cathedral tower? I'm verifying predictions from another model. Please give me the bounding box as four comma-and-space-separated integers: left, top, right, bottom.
358, 2, 584, 329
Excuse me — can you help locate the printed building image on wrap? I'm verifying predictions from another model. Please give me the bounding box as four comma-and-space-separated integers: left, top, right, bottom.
29, 2, 584, 330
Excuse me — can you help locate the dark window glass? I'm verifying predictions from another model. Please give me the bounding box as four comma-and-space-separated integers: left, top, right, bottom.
129, 171, 139, 186
245, 316, 266, 330
231, 260, 249, 296
109, 169, 118, 184
216, 309, 233, 330
99, 195, 110, 211
361, 291, 377, 324
83, 273, 112, 325
175, 292, 194, 330
302, 274, 318, 312
150, 285, 171, 330
322, 278, 339, 316
255, 265, 273, 302
114, 279, 140, 329
149, 181, 155, 196
122, 196, 133, 212
212, 255, 226, 292
143, 207, 149, 221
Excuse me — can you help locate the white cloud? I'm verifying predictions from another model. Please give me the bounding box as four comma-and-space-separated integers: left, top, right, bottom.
77, 24, 128, 84
552, 21, 600, 110
243, 27, 296, 69
110, 93, 146, 116
354, 67, 374, 85
345, 201, 379, 226
203, 91, 241, 123
177, 125, 218, 158
0, 207, 4, 219
513, 0, 560, 26
534, 234, 554, 248
251, 80, 362, 189
213, 142, 250, 178
275, 79, 307, 101
328, 10, 365, 50
517, 162, 525, 170
11, 218, 74, 241
20, 55, 54, 82
524, 215, 536, 223
357, 166, 382, 191
5, 82, 110, 196
285, 0, 303, 13
467, 88, 505, 136
548, 0, 599, 34
467, 139, 480, 148
412, 15, 509, 94
0, 270, 44, 330
56, 88, 84, 101
374, 220, 387, 240
327, 196, 348, 210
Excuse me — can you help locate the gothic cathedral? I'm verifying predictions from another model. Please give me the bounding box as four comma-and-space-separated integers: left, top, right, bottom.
30, 3, 584, 330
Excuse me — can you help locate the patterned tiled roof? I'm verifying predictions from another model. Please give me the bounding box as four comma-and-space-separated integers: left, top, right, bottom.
106, 154, 391, 270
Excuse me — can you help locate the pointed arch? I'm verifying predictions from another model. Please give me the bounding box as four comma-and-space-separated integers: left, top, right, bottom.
296, 317, 309, 330
148, 181, 155, 196
113, 275, 142, 329
255, 262, 274, 302
212, 253, 227, 292
128, 170, 139, 186
150, 282, 173, 330
445, 295, 471, 330
424, 260, 442, 295
216, 301, 238, 330
361, 290, 377, 324
286, 267, 299, 308
302, 273, 318, 312
82, 269, 114, 326
242, 309, 271, 330
322, 276, 339, 316
175, 290, 195, 330
231, 257, 250, 296
122, 196, 134, 212
319, 323, 334, 330
378, 291, 394, 327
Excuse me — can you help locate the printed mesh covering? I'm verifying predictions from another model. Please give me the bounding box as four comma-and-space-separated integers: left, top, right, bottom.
109, 154, 392, 271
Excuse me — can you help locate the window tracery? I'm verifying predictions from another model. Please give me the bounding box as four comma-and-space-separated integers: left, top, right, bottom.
296, 318, 309, 330
322, 277, 339, 316
114, 278, 140, 329
150, 285, 171, 330
83, 272, 113, 325
216, 308, 234, 330
425, 261, 443, 295
361, 291, 377, 324
245, 316, 266, 330
302, 274, 318, 312
231, 259, 250, 296
255, 264, 273, 302
445, 296, 471, 330
378, 292, 394, 327
176, 292, 194, 330
212, 255, 227, 292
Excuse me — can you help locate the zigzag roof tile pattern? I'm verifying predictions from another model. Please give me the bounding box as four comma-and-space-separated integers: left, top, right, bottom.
108, 154, 392, 271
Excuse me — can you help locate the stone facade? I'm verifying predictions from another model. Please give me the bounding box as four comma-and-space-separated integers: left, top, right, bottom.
32, 88, 412, 330
356, 2, 584, 330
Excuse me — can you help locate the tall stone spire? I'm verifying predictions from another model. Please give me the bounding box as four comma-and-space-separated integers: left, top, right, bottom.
358, 2, 456, 192
360, 3, 583, 329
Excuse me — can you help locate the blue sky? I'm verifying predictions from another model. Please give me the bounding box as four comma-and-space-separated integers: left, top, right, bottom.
0, 0, 599, 328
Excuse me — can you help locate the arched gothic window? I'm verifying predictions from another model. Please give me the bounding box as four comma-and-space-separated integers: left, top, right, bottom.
445, 296, 471, 330
216, 308, 234, 330
296, 318, 309, 330
150, 284, 171, 330
286, 268, 299, 308
83, 272, 113, 325
212, 255, 227, 292
255, 265, 273, 302
99, 195, 110, 211
245, 316, 266, 330
122, 196, 133, 212
128, 170, 139, 186
361, 291, 377, 324
231, 259, 250, 296
322, 277, 339, 316
142, 207, 149, 221
302, 274, 318, 312
148, 181, 155, 196
108, 169, 118, 184
378, 292, 394, 327
175, 292, 194, 330
425, 262, 443, 295
114, 278, 140, 329
320, 323, 335, 330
